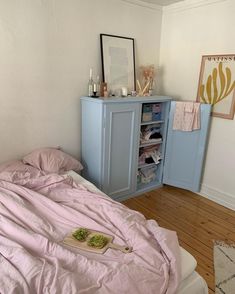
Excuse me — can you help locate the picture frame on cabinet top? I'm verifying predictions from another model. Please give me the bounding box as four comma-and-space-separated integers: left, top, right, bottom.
100, 34, 136, 96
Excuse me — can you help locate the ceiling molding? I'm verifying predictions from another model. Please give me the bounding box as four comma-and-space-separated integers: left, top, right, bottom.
163, 0, 228, 13
120, 0, 163, 11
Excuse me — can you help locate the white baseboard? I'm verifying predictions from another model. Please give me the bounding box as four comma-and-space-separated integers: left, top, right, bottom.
199, 184, 235, 211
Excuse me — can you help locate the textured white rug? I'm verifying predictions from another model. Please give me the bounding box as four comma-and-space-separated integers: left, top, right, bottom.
214, 241, 235, 294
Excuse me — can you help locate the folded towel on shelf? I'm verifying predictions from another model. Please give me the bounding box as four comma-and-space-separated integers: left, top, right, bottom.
173, 101, 201, 131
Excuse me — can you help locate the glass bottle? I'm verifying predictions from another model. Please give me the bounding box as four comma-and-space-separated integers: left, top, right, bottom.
96, 75, 100, 97
88, 68, 94, 97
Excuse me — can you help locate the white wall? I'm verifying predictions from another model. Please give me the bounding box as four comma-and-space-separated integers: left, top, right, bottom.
160, 0, 235, 208
3, 0, 233, 208
0, 0, 162, 162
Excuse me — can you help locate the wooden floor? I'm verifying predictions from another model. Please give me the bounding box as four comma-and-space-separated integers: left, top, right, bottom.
122, 186, 235, 294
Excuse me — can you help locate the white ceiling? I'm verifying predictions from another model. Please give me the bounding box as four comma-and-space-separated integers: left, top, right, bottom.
138, 0, 184, 6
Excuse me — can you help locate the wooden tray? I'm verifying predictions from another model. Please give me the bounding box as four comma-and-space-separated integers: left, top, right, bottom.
63, 228, 132, 254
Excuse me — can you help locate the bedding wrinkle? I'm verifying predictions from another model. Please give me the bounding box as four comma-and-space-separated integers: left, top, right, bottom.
0, 188, 57, 239
0, 172, 181, 294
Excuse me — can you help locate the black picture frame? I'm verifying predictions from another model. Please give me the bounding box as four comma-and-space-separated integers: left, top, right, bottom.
100, 34, 136, 95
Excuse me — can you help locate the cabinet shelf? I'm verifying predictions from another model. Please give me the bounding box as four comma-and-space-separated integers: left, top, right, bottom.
138, 162, 160, 169
141, 120, 164, 126
139, 140, 162, 148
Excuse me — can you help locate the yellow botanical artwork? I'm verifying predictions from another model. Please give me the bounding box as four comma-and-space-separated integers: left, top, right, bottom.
197, 55, 235, 119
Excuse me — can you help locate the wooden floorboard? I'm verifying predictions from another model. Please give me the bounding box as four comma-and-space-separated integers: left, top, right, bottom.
122, 185, 235, 293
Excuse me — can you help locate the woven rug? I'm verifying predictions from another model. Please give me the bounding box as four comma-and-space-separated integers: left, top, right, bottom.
214, 241, 235, 293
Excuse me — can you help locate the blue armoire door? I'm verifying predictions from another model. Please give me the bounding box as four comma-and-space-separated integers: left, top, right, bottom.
163, 102, 211, 192
102, 103, 140, 199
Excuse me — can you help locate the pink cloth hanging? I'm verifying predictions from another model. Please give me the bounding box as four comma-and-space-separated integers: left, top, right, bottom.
173, 101, 201, 131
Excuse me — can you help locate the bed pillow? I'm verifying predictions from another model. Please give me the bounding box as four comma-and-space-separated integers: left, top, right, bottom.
22, 148, 83, 174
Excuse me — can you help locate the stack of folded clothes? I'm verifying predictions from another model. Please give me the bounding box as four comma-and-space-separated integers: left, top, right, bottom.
137, 166, 157, 184
140, 125, 162, 144
139, 146, 161, 165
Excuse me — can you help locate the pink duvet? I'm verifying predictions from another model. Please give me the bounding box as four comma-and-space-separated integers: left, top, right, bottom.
0, 172, 181, 294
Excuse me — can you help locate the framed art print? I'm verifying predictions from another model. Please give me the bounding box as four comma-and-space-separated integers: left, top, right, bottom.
100, 34, 136, 95
196, 54, 235, 119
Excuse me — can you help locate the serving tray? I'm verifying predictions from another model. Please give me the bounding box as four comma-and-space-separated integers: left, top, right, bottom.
63, 228, 132, 254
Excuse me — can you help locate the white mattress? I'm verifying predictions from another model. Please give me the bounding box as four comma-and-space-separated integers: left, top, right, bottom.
66, 171, 208, 294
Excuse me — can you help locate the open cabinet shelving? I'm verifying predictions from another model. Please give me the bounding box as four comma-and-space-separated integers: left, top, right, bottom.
81, 96, 211, 201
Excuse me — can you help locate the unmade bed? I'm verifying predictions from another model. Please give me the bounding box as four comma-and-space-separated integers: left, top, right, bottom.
0, 150, 208, 293
68, 171, 208, 294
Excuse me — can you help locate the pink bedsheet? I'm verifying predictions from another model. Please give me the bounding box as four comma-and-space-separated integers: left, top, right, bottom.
0, 173, 181, 294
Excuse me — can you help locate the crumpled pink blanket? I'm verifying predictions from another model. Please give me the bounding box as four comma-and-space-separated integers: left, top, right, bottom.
0, 173, 181, 294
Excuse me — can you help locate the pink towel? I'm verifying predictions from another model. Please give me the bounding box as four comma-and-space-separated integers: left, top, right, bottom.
173, 101, 201, 131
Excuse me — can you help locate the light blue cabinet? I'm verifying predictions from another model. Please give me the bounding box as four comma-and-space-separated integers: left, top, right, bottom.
81, 96, 211, 201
